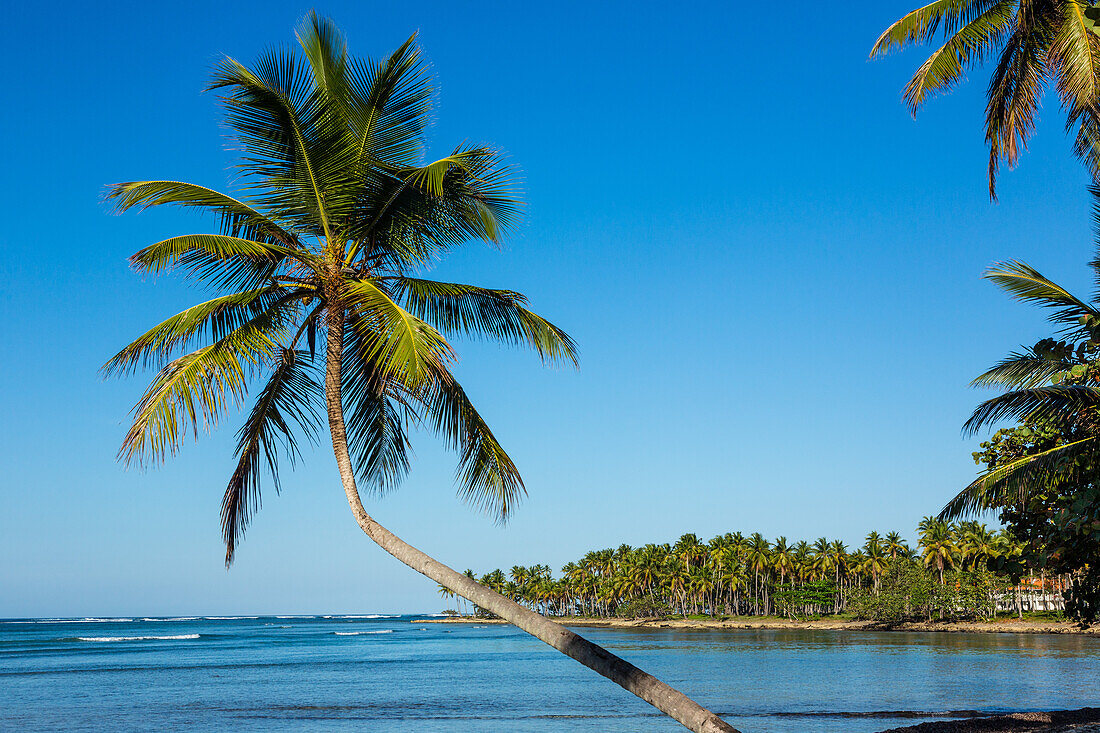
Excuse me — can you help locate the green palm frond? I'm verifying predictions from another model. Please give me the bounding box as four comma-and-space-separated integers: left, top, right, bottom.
103, 286, 287, 376
341, 313, 413, 493
350, 146, 520, 259
1050, 0, 1100, 110
222, 348, 322, 565
1055, 1, 1100, 182
390, 277, 578, 366
343, 278, 456, 387
120, 299, 294, 465
984, 9, 1055, 199
296, 11, 349, 105
345, 33, 431, 168
128, 234, 314, 292
963, 384, 1100, 434
870, 0, 1001, 57
122, 341, 265, 465
105, 181, 300, 248
940, 436, 1097, 518
902, 0, 1016, 112
421, 374, 525, 521
984, 259, 1098, 325
971, 347, 1079, 388
1090, 185, 1100, 300
209, 51, 352, 240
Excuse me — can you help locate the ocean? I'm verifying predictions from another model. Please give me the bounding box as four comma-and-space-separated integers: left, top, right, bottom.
2, 615, 1098, 732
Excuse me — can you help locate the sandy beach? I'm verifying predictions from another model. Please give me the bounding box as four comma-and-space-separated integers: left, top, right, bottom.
415, 615, 1099, 636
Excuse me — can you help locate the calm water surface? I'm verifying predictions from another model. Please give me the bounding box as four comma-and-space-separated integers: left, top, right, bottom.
2, 615, 1098, 732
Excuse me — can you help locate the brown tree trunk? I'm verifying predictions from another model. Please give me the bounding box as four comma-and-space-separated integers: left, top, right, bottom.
323, 309, 738, 733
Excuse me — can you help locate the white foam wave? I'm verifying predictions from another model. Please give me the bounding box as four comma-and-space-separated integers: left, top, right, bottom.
5, 617, 132, 624
203, 616, 258, 620
77, 634, 199, 642
140, 617, 198, 622
324, 614, 396, 619
333, 629, 393, 636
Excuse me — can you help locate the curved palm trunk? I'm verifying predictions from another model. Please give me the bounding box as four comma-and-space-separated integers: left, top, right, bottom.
324, 314, 738, 733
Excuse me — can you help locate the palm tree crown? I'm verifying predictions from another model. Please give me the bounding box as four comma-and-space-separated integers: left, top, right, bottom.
942, 194, 1100, 519
871, 0, 1100, 198
105, 13, 577, 564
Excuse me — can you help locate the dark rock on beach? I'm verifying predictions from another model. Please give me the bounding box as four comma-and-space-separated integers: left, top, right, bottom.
878, 708, 1100, 733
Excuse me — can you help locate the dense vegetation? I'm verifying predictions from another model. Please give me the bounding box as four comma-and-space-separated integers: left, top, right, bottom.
444, 518, 1074, 623
938, 226, 1100, 624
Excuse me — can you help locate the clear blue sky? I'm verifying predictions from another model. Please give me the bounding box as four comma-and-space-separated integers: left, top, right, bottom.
1, 0, 1094, 617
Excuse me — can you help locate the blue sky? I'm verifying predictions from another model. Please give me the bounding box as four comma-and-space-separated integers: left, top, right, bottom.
1, 0, 1095, 616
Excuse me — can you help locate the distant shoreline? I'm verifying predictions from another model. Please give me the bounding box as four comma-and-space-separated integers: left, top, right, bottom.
413, 615, 1099, 635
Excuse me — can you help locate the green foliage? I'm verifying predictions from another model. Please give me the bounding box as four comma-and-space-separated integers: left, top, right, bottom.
942, 234, 1100, 622
468, 522, 1075, 624
617, 597, 673, 619
871, 1, 1100, 198
773, 581, 837, 619
106, 14, 576, 565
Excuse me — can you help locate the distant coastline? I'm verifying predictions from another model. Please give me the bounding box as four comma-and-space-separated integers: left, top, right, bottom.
414, 615, 1100, 635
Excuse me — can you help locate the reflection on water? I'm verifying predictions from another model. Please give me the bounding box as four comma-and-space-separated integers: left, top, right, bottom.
0, 617, 1097, 732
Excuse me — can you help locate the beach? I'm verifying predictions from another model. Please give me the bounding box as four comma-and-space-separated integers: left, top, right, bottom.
419, 615, 1098, 636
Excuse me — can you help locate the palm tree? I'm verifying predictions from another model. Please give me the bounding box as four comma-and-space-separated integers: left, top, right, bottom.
941, 216, 1100, 520
870, 0, 1100, 198
919, 517, 958, 584
104, 16, 736, 733
772, 537, 795, 590
862, 541, 889, 592
884, 532, 908, 561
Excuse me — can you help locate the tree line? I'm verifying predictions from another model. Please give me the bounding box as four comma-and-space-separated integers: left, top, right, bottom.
444, 518, 1075, 622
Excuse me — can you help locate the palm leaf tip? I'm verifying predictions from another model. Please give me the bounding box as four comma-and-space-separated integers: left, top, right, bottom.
221, 349, 321, 566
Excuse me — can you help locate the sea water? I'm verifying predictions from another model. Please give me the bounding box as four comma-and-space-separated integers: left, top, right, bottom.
2, 615, 1098, 732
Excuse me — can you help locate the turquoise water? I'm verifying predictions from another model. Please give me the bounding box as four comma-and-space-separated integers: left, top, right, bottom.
2, 615, 1099, 732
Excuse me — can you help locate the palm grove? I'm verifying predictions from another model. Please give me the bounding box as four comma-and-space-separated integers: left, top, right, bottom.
451, 520, 1061, 624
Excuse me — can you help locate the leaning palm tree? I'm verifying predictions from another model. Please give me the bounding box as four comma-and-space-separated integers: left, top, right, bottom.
103, 14, 736, 733
942, 197, 1100, 520
870, 0, 1100, 198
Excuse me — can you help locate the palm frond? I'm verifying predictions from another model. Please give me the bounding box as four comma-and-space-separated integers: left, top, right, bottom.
128, 234, 318, 291
105, 181, 300, 248
971, 347, 1079, 388
103, 286, 291, 376
420, 373, 525, 521
345, 33, 431, 168
902, 0, 1016, 112
341, 313, 412, 493
1090, 184, 1100, 300
963, 384, 1100, 435
940, 436, 1097, 518
1071, 111, 1100, 197
296, 11, 349, 105
983, 259, 1098, 325
209, 50, 353, 240
390, 277, 578, 366
1050, 0, 1100, 111
222, 348, 322, 565
984, 8, 1055, 199
343, 278, 455, 387
119, 309, 290, 465
871, 0, 1001, 57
